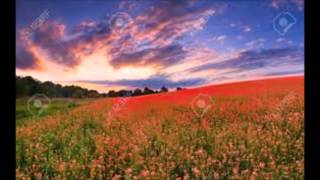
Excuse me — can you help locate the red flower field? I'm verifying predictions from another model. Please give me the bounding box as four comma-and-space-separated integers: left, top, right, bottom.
16, 76, 304, 179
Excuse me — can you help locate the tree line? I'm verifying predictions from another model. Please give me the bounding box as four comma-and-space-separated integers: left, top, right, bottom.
16, 76, 185, 98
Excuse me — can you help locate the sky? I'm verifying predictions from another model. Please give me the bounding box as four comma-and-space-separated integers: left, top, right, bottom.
16, 0, 304, 92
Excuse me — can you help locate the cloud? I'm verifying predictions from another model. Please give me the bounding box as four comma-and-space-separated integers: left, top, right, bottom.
78, 75, 206, 89
291, 0, 304, 10
16, 21, 90, 68
236, 35, 244, 41
16, 0, 219, 70
261, 69, 304, 76
75, 0, 218, 70
270, 0, 304, 11
16, 45, 40, 70
189, 47, 304, 73
287, 40, 294, 45
110, 44, 187, 69
245, 38, 265, 47
276, 38, 285, 43
229, 23, 236, 28
16, 29, 41, 70
243, 25, 252, 32
133, 0, 216, 43
212, 35, 227, 42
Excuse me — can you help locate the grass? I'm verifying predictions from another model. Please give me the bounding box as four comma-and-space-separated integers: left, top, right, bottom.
16, 98, 95, 126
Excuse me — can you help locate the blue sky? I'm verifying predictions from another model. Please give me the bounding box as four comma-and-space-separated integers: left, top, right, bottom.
16, 0, 304, 92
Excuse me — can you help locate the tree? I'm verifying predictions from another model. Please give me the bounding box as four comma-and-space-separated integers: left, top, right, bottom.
176, 87, 186, 91
16, 76, 104, 98
132, 88, 143, 96
100, 93, 107, 97
143, 87, 154, 95
108, 90, 117, 97
72, 89, 84, 98
15, 76, 168, 98
41, 81, 60, 97
23, 76, 42, 96
16, 76, 27, 97
88, 90, 100, 98
160, 86, 168, 93
118, 90, 132, 97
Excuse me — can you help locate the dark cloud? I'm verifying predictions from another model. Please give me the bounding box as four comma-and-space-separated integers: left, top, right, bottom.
32, 21, 83, 67
16, 45, 39, 69
110, 44, 187, 69
189, 47, 304, 73
32, 21, 65, 45
78, 76, 205, 89
15, 21, 82, 69
71, 19, 111, 42
133, 0, 216, 43
261, 69, 304, 76
16, 0, 217, 70
15, 30, 40, 69
107, 0, 217, 68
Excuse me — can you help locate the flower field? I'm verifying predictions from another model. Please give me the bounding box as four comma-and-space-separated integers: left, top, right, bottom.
16, 76, 304, 179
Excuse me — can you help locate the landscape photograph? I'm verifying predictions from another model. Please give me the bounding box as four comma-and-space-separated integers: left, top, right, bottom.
16, 0, 304, 179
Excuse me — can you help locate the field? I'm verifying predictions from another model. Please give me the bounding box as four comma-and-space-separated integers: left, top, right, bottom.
16, 76, 304, 179
16, 98, 95, 126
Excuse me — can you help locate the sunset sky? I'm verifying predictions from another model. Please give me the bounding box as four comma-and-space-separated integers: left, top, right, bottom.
16, 0, 304, 92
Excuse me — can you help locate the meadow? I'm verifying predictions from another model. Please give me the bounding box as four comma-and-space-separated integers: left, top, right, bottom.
16, 98, 95, 126
16, 77, 304, 179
